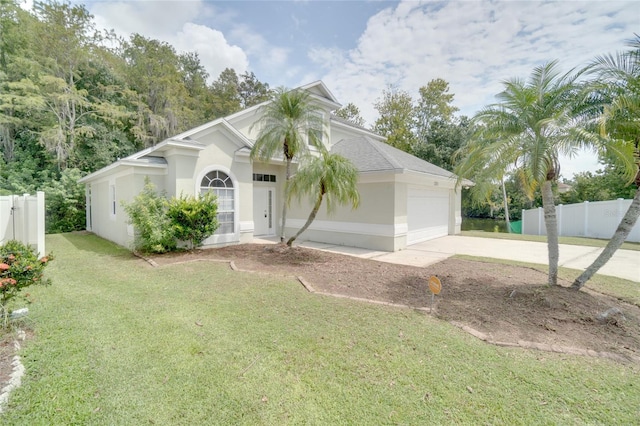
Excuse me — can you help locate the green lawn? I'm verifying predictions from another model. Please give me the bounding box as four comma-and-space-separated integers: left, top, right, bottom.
462, 230, 640, 251
2, 233, 639, 424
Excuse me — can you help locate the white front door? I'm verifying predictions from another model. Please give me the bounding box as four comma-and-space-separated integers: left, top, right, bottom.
253, 187, 275, 236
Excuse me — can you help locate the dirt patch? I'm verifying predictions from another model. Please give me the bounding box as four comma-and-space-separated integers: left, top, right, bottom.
155, 244, 640, 362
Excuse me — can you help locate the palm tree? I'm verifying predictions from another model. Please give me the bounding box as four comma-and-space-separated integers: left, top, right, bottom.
286, 147, 360, 247
250, 87, 325, 242
456, 61, 603, 286
572, 36, 640, 290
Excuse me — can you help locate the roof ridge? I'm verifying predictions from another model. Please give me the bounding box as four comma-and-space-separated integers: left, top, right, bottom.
364, 137, 404, 170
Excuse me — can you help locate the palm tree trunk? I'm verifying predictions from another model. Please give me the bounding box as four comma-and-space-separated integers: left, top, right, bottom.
572, 187, 640, 290
541, 180, 559, 286
501, 177, 511, 233
287, 190, 324, 247
280, 159, 292, 242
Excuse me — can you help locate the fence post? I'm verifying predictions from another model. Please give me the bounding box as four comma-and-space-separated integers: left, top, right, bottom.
583, 201, 589, 238
37, 191, 45, 257
538, 207, 543, 235
557, 204, 563, 237
521, 209, 526, 235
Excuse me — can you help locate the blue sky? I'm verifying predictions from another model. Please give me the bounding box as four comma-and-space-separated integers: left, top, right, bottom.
27, 0, 640, 178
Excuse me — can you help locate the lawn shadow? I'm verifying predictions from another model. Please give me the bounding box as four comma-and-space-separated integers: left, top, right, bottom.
56, 231, 134, 259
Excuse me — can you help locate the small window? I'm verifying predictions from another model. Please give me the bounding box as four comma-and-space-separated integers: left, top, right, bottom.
252, 174, 276, 183
200, 170, 234, 235
110, 184, 116, 217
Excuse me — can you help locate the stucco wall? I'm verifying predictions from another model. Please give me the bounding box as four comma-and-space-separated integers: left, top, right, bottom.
87, 170, 165, 249
285, 180, 403, 251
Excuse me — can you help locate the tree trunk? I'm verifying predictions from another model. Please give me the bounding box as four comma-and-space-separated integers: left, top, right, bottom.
572, 187, 640, 290
501, 177, 511, 233
280, 158, 292, 242
541, 180, 559, 286
287, 190, 324, 247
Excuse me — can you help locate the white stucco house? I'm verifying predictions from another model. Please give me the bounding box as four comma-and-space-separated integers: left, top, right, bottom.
79, 81, 468, 252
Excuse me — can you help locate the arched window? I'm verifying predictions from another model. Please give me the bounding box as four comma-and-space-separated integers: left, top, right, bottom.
200, 170, 234, 234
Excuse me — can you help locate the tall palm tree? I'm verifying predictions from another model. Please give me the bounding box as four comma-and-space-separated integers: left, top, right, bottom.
250, 87, 325, 242
572, 36, 640, 290
286, 147, 360, 247
456, 61, 602, 286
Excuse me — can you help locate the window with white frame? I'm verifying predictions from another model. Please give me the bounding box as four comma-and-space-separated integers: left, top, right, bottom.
200, 170, 234, 234
109, 184, 116, 218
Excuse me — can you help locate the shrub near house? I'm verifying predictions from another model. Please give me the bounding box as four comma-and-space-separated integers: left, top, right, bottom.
0, 240, 52, 327
123, 178, 219, 253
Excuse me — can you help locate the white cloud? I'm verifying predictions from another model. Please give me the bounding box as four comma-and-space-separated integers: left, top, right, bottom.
322, 1, 637, 118
229, 24, 290, 80
173, 23, 248, 81
317, 0, 638, 176
86, 1, 248, 83
90, 1, 203, 39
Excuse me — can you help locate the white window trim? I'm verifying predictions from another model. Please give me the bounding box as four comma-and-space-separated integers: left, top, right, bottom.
195, 165, 240, 245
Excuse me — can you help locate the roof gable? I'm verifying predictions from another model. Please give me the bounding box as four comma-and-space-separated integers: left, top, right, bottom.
331, 136, 457, 179
299, 81, 340, 105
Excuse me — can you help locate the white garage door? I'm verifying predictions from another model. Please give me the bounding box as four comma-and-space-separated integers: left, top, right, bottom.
407, 187, 450, 245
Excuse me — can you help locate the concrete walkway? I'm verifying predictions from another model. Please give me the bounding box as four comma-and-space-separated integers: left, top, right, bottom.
293, 236, 639, 283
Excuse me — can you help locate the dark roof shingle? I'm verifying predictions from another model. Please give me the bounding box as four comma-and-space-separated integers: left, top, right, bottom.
331, 136, 456, 179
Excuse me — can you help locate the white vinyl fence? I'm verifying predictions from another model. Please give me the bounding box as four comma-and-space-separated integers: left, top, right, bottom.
522, 198, 640, 243
0, 192, 46, 256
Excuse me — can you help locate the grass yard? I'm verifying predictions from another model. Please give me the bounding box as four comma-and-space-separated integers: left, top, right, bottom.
462, 230, 640, 251
1, 233, 639, 424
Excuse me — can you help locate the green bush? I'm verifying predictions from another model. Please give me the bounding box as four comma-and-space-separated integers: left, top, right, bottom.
122, 179, 176, 253
123, 178, 220, 253
166, 192, 218, 250
0, 240, 52, 328
42, 168, 87, 233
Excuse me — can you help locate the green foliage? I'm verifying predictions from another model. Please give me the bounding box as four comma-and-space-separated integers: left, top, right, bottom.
123, 178, 220, 253
166, 192, 218, 250
372, 85, 416, 152
41, 168, 86, 233
0, 239, 52, 328
334, 102, 366, 127
122, 179, 176, 254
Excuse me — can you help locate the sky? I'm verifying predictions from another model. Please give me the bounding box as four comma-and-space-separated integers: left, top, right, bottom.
23, 0, 640, 179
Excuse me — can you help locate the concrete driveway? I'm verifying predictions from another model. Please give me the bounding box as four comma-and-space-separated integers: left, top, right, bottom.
297, 235, 639, 283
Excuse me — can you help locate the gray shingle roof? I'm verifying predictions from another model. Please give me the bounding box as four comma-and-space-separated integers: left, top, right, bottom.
331, 136, 456, 179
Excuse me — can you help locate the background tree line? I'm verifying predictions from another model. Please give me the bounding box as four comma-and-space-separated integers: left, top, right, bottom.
0, 0, 271, 232
1, 0, 636, 241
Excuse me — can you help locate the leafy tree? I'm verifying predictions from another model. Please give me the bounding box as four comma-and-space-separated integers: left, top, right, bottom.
166, 192, 218, 250
572, 35, 640, 290
411, 79, 472, 171
372, 85, 416, 152
123, 34, 190, 144
559, 162, 636, 204
210, 68, 241, 118
238, 71, 271, 108
456, 62, 607, 286
334, 102, 366, 127
415, 78, 459, 134
286, 146, 360, 247
250, 87, 325, 242
41, 167, 86, 233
